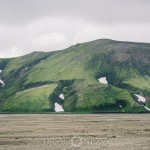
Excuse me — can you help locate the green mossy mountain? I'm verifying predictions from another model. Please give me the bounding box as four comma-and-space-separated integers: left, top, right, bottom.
0, 39, 150, 113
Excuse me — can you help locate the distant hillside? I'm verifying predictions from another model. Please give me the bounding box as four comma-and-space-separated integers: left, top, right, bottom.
0, 39, 150, 113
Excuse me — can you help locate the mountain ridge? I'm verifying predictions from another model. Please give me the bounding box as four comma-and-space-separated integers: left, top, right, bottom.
0, 39, 150, 113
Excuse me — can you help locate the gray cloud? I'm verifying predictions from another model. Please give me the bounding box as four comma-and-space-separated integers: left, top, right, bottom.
0, 0, 150, 57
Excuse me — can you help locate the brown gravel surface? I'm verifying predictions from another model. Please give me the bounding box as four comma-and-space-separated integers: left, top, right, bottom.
0, 114, 149, 150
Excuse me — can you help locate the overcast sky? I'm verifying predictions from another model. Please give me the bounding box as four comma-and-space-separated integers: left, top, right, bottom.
0, 0, 150, 58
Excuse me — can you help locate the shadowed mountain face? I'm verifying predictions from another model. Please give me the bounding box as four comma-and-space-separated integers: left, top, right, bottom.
0, 39, 150, 113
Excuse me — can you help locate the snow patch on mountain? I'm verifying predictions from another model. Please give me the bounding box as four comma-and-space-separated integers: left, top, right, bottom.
0, 79, 5, 87
54, 103, 64, 112
98, 77, 108, 84
134, 94, 146, 103
59, 94, 65, 100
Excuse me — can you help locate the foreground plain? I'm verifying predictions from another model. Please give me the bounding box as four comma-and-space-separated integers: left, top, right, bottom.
0, 114, 150, 150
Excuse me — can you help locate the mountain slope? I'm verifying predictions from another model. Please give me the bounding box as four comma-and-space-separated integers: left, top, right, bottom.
0, 39, 150, 113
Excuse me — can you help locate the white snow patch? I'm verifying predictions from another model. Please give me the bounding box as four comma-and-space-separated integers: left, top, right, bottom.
0, 79, 5, 87
143, 105, 150, 111
134, 94, 146, 103
59, 94, 65, 100
0, 70, 2, 73
25, 67, 28, 71
98, 77, 108, 84
40, 60, 44, 62
54, 103, 64, 112
119, 105, 122, 108
134, 94, 150, 111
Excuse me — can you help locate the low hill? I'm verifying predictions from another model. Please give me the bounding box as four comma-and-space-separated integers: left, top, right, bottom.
0, 39, 150, 113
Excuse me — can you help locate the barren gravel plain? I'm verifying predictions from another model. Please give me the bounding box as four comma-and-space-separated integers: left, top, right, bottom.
0, 114, 149, 150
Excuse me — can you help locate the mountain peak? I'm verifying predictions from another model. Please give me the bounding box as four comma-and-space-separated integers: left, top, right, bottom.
87, 38, 115, 45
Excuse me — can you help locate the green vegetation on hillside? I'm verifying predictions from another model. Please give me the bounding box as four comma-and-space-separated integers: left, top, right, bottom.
0, 39, 150, 113
0, 84, 57, 112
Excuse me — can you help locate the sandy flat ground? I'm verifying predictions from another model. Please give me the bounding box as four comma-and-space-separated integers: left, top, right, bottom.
0, 114, 149, 150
